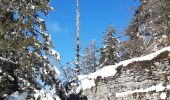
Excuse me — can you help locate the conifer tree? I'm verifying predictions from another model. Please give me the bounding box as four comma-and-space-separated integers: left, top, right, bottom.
99, 24, 119, 67
82, 40, 98, 74
0, 0, 61, 99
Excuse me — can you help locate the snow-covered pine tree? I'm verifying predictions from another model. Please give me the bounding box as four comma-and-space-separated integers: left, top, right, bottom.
82, 40, 98, 74
99, 24, 119, 67
126, 0, 170, 57
0, 0, 61, 99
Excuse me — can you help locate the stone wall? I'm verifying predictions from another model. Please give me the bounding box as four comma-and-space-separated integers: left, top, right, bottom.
83, 51, 170, 100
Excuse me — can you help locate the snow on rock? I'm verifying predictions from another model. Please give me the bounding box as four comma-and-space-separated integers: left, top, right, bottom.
77, 65, 118, 90
7, 91, 28, 100
121, 46, 170, 67
78, 46, 170, 90
160, 92, 167, 99
80, 77, 95, 90
88, 65, 117, 79
76, 75, 95, 90
78, 75, 95, 90
116, 83, 166, 97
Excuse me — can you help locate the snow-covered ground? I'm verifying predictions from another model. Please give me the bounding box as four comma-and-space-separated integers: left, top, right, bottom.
7, 92, 28, 100
7, 89, 61, 100
78, 46, 170, 91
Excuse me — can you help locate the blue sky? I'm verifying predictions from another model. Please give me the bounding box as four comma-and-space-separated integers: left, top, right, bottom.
44, 0, 140, 65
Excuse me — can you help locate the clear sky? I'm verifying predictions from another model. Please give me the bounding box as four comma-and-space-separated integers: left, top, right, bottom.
44, 0, 140, 65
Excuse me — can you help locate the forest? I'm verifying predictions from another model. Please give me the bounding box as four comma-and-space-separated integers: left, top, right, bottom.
0, 0, 170, 100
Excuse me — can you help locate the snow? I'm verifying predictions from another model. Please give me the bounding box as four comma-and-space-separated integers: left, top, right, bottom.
121, 46, 170, 67
43, 68, 48, 75
53, 66, 60, 78
78, 46, 170, 91
43, 93, 54, 100
116, 83, 168, 97
166, 85, 170, 89
49, 49, 61, 60
77, 75, 95, 90
50, 7, 54, 10
162, 35, 167, 38
0, 56, 17, 64
31, 5, 35, 9
11, 32, 16, 35
160, 92, 166, 99
33, 89, 60, 100
0, 68, 1, 72
80, 77, 95, 90
67, 79, 82, 94
43, 56, 47, 59
37, 17, 44, 22
88, 65, 117, 79
7, 91, 28, 100
18, 78, 30, 89
7, 75, 14, 81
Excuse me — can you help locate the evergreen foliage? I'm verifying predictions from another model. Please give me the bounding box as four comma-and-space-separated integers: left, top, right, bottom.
99, 24, 119, 67
82, 40, 98, 74
0, 0, 60, 99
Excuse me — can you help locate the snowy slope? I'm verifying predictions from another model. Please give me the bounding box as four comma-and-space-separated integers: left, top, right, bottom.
78, 46, 170, 91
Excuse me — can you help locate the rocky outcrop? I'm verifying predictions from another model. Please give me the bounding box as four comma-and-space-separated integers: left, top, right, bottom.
82, 49, 170, 100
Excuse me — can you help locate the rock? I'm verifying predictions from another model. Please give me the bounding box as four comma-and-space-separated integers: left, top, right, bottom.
83, 51, 170, 100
